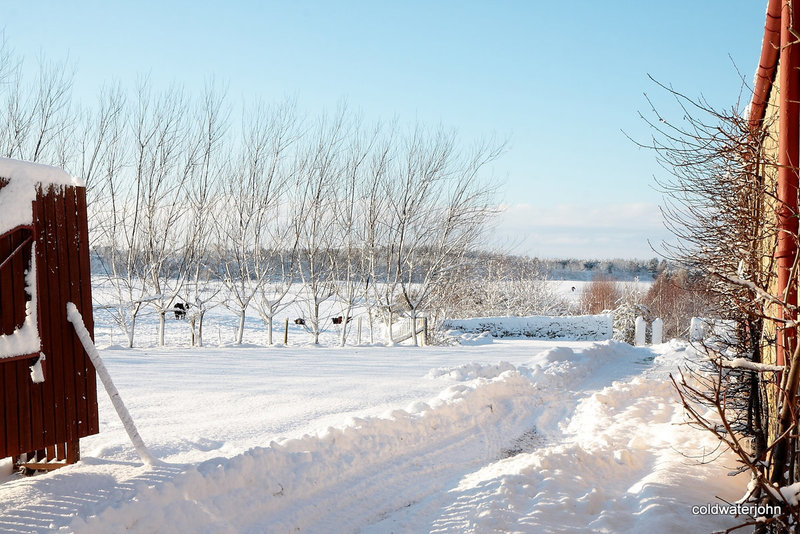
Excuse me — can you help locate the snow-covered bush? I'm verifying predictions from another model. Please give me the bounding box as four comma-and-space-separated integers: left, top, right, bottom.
442, 314, 613, 341
610, 280, 651, 344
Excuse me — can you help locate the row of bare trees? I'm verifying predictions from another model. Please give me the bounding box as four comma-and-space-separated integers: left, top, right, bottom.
91, 94, 501, 348
0, 46, 502, 348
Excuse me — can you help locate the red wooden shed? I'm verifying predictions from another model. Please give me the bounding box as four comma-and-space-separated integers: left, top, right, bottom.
0, 158, 98, 472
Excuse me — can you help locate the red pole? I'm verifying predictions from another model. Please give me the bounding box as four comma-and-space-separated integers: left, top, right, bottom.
777, 0, 800, 366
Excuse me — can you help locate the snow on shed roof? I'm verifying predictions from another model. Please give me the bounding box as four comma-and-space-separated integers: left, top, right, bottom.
0, 157, 82, 234
0, 157, 80, 188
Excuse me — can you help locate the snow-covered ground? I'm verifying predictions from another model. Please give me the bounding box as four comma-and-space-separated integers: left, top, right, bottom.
0, 330, 747, 533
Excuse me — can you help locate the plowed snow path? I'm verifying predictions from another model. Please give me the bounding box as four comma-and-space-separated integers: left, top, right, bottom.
1, 340, 746, 533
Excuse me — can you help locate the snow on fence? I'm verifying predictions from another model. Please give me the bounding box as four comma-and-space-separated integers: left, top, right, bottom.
442, 314, 613, 341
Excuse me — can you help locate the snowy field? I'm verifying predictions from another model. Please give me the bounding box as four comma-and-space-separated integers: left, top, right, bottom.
0, 281, 745, 533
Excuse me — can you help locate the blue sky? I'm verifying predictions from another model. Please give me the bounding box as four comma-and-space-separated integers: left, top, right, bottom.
2, 1, 767, 259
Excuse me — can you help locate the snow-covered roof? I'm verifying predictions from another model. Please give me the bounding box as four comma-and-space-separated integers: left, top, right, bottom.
0, 157, 82, 235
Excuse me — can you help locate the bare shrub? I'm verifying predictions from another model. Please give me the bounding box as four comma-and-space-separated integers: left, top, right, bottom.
580, 275, 621, 314
645, 269, 718, 340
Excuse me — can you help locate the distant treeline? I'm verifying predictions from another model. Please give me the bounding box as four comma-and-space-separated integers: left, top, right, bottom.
537, 257, 668, 281
458, 253, 668, 282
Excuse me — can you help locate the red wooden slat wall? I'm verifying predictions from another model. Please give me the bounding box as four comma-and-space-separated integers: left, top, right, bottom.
0, 182, 99, 459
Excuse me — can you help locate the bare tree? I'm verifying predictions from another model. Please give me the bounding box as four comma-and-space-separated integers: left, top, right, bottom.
84, 88, 153, 348
330, 120, 380, 346
645, 268, 717, 339
358, 130, 394, 344
218, 100, 299, 344
0, 54, 74, 164
129, 83, 193, 346
374, 127, 501, 345
182, 83, 229, 346
294, 109, 347, 344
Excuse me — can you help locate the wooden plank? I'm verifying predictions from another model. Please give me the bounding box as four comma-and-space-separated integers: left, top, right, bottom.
20, 461, 67, 471
49, 188, 72, 447
15, 358, 31, 454
0, 364, 6, 456
64, 187, 85, 441
0, 230, 10, 457
66, 438, 79, 464
36, 188, 61, 452
0, 226, 21, 457
11, 230, 33, 454
75, 186, 99, 436
33, 189, 57, 454
52, 187, 78, 447
21, 221, 45, 454
2, 362, 19, 458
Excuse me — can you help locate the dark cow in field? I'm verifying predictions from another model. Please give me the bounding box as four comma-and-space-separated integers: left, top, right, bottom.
332, 316, 352, 325
294, 318, 306, 325
174, 302, 189, 320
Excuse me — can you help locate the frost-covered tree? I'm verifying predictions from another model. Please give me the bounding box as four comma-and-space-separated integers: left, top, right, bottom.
294, 109, 347, 344
218, 101, 298, 345
374, 127, 501, 345
182, 84, 228, 346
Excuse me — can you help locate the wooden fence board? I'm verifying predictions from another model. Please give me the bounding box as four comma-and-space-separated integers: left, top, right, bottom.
33, 190, 57, 454
65, 188, 87, 439
52, 187, 78, 446
75, 187, 98, 435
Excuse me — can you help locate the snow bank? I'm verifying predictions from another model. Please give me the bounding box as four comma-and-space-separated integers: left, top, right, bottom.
443, 314, 613, 341
392, 345, 745, 533
0, 157, 80, 233
425, 361, 516, 380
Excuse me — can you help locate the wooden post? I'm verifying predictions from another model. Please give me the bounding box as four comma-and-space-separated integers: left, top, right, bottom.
284, 317, 289, 345
357, 317, 362, 345
422, 316, 428, 346
66, 439, 80, 464
388, 310, 394, 344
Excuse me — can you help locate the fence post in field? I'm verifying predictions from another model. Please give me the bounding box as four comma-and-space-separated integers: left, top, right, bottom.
284, 317, 289, 345
388, 310, 394, 344
634, 316, 646, 346
651, 318, 663, 344
357, 317, 362, 345
422, 316, 428, 346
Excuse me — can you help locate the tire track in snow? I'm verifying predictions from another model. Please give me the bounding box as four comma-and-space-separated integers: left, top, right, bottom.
63, 371, 543, 533
418, 356, 746, 533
